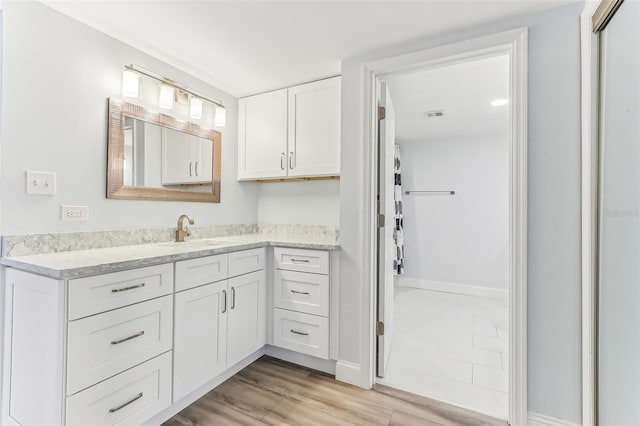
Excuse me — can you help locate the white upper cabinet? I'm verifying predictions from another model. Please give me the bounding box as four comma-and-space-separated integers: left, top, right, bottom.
237, 89, 288, 180
287, 77, 341, 177
237, 77, 341, 181
162, 128, 213, 185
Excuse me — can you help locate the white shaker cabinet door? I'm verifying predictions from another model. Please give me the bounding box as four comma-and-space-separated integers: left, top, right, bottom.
226, 270, 266, 367
237, 89, 288, 180
162, 128, 196, 185
287, 77, 341, 177
173, 281, 228, 402
193, 136, 213, 184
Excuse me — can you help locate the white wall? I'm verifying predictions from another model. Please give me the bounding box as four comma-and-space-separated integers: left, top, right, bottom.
257, 180, 340, 225
340, 3, 583, 423
0, 1, 258, 235
399, 137, 508, 289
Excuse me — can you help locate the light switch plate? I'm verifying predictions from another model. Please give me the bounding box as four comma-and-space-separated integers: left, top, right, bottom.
61, 205, 89, 221
26, 171, 56, 195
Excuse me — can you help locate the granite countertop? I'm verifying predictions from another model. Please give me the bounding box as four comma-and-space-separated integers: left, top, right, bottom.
0, 234, 339, 279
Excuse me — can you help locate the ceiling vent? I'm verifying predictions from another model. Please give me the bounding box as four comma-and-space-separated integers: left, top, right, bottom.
424, 110, 445, 118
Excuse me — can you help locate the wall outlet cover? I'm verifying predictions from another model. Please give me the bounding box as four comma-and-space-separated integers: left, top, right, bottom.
61, 205, 89, 221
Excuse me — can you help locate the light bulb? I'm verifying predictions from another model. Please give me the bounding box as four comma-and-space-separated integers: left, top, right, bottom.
122, 70, 139, 98
190, 97, 203, 120
214, 106, 226, 128
159, 84, 175, 109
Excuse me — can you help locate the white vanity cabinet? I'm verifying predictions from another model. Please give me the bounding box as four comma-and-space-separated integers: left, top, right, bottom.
271, 247, 338, 360
161, 128, 213, 185
2, 243, 335, 426
237, 77, 341, 181
2, 264, 175, 426
172, 248, 266, 402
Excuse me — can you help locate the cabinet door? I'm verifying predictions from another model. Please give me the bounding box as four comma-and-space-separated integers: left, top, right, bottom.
237, 89, 288, 180
193, 137, 213, 184
227, 270, 266, 367
288, 77, 341, 177
162, 128, 196, 185
173, 281, 228, 402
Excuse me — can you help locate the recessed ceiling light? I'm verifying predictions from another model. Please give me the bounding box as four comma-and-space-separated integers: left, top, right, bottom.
423, 110, 445, 118
490, 99, 509, 106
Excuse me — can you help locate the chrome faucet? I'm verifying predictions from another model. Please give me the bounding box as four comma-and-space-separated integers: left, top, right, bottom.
176, 215, 195, 242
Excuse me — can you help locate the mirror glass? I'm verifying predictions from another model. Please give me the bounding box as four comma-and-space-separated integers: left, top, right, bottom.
123, 117, 213, 192
108, 98, 221, 203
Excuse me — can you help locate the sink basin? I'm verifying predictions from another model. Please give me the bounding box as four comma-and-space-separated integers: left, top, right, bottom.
159, 239, 229, 248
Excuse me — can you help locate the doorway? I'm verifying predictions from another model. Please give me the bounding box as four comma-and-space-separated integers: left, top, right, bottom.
365, 28, 528, 426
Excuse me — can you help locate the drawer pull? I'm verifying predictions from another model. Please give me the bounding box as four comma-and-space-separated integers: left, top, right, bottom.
111, 331, 145, 345
291, 290, 310, 295
231, 287, 236, 309
290, 259, 310, 263
290, 329, 309, 336
111, 283, 146, 293
109, 392, 143, 413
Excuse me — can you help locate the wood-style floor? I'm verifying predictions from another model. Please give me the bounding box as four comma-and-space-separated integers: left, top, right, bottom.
163, 356, 506, 426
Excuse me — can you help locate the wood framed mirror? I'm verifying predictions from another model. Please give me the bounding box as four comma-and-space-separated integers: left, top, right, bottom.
107, 98, 221, 202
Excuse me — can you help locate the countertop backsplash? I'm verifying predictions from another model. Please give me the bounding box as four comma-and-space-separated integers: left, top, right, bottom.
1, 224, 339, 257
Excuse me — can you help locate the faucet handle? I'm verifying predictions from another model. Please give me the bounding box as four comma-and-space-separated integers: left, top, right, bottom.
186, 228, 192, 237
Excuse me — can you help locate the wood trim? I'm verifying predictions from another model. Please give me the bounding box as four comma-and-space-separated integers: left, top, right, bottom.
592, 0, 624, 32
254, 176, 339, 183
107, 98, 222, 203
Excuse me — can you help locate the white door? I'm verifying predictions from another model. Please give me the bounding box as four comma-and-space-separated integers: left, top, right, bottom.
377, 82, 396, 378
287, 77, 341, 177
173, 281, 228, 401
237, 89, 288, 180
227, 270, 266, 367
161, 128, 195, 185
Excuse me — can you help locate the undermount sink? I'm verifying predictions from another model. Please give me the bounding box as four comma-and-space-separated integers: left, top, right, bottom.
159, 239, 229, 248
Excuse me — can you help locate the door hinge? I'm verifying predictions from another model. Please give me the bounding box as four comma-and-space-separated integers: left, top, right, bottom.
378, 106, 386, 120
377, 213, 385, 228
376, 321, 385, 336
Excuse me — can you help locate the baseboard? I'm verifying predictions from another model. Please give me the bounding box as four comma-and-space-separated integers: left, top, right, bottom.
528, 412, 581, 426
396, 277, 508, 300
335, 360, 364, 388
143, 347, 265, 425
264, 345, 336, 375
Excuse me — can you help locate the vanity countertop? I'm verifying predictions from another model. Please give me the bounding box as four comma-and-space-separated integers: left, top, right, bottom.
0, 234, 339, 279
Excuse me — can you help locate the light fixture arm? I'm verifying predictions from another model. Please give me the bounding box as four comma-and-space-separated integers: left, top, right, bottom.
125, 64, 224, 109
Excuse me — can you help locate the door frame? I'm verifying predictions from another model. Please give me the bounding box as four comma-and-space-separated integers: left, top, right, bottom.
581, 1, 628, 425
359, 28, 528, 425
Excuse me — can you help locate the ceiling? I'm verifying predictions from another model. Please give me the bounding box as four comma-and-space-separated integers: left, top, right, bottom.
385, 54, 509, 142
42, 0, 574, 98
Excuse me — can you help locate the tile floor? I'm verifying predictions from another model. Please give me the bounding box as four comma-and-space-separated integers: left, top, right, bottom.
377, 286, 508, 420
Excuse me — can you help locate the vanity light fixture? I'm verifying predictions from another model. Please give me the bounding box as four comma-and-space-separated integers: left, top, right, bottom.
122, 70, 140, 98
123, 64, 226, 127
158, 84, 175, 110
190, 97, 203, 120
214, 106, 226, 128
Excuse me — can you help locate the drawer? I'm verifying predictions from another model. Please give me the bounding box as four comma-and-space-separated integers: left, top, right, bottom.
274, 247, 329, 275
175, 253, 228, 292
228, 248, 265, 278
68, 264, 173, 320
274, 270, 329, 316
66, 352, 172, 426
67, 296, 173, 395
273, 308, 329, 359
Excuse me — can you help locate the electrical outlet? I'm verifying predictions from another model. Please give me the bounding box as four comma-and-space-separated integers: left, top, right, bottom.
26, 171, 56, 195
61, 205, 89, 221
